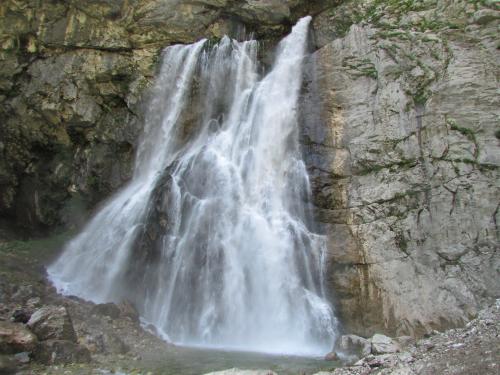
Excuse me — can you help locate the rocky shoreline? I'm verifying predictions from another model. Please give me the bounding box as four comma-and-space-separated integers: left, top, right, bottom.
320, 300, 500, 374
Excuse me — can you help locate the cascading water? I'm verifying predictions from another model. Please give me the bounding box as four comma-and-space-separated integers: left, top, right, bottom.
48, 16, 337, 356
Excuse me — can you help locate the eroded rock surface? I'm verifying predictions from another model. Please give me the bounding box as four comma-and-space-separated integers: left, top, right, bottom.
305, 0, 500, 337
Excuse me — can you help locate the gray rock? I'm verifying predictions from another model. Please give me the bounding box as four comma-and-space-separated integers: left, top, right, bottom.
33, 339, 91, 365
371, 334, 400, 355
118, 300, 140, 323
90, 303, 121, 320
473, 9, 499, 24
437, 244, 468, 261
27, 306, 77, 342
13, 351, 30, 364
336, 334, 371, 358
312, 0, 500, 337
395, 336, 415, 349
0, 321, 38, 354
11, 308, 31, 323
324, 351, 339, 361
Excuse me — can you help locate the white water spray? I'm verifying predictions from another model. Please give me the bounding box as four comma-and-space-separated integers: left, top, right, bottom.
49, 16, 337, 356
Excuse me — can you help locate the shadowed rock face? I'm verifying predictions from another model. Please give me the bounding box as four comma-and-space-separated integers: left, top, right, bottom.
1, 0, 499, 340
0, 0, 325, 233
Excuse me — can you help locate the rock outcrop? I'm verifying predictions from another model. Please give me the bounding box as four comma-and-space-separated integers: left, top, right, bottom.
303, 0, 500, 337
27, 305, 77, 342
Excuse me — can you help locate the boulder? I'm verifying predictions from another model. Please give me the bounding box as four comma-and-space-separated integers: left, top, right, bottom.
395, 336, 415, 349
324, 351, 339, 361
80, 332, 129, 355
14, 351, 30, 364
90, 303, 121, 320
0, 321, 38, 354
336, 334, 371, 358
11, 308, 31, 324
0, 354, 17, 374
27, 306, 77, 342
103, 332, 129, 354
370, 334, 400, 355
33, 340, 91, 365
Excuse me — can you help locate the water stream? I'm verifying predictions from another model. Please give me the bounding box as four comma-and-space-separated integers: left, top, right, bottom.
49, 16, 337, 357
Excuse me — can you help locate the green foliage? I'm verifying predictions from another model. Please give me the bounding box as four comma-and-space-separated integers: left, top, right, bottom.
358, 158, 417, 175
447, 118, 477, 143
342, 57, 378, 80
0, 231, 73, 259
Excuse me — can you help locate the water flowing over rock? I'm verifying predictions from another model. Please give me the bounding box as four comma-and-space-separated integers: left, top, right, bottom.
48, 17, 337, 356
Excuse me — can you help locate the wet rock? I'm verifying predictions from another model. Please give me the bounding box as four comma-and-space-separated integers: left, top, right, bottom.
90, 303, 121, 320
13, 351, 30, 364
80, 331, 129, 355
27, 305, 77, 342
324, 351, 339, 361
11, 308, 31, 324
336, 334, 371, 357
0, 354, 17, 374
11, 285, 34, 303
118, 300, 140, 323
371, 334, 400, 354
33, 339, 91, 365
103, 332, 129, 354
80, 334, 105, 354
0, 321, 38, 354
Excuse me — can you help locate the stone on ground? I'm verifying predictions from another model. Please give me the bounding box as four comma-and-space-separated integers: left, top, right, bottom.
27, 305, 77, 342
336, 334, 371, 357
0, 321, 38, 353
33, 339, 91, 365
371, 334, 400, 354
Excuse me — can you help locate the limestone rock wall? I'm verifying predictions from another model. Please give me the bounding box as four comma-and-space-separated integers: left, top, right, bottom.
305, 0, 499, 337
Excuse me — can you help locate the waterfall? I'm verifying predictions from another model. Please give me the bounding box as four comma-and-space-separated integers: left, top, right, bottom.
48, 16, 337, 356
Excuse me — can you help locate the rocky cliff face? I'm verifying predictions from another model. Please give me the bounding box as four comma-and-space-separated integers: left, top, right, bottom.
0, 0, 326, 232
1, 0, 498, 340
304, 0, 499, 338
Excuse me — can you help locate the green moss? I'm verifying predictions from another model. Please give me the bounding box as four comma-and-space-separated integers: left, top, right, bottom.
358, 158, 417, 175
413, 89, 429, 105
448, 121, 476, 140
342, 57, 378, 80
0, 230, 74, 265
447, 117, 479, 158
